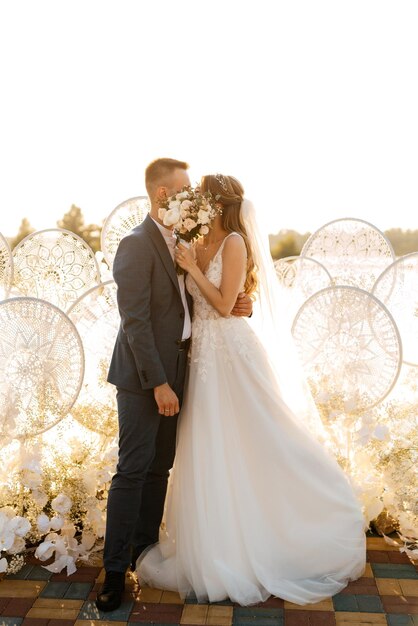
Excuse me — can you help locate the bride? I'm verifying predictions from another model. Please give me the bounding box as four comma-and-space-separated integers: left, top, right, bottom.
136, 174, 366, 606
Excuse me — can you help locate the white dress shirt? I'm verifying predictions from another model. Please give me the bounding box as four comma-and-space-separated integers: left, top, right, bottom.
151, 217, 192, 340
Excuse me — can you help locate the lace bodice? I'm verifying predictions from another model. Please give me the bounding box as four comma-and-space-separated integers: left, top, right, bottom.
186, 232, 245, 322
186, 233, 257, 381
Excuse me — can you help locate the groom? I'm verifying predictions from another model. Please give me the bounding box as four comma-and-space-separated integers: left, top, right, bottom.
96, 158, 252, 611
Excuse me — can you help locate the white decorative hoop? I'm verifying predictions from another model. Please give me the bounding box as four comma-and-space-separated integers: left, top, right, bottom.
0, 297, 85, 440
301, 218, 395, 292
274, 255, 333, 292
68, 280, 119, 437
0, 232, 13, 300
291, 285, 402, 413
274, 255, 333, 327
372, 252, 418, 366
101, 196, 150, 268
12, 229, 100, 311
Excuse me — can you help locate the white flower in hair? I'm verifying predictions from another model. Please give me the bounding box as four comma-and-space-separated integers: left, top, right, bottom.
215, 173, 229, 191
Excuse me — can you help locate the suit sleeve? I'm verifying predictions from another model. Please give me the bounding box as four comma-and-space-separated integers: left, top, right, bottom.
113, 234, 167, 390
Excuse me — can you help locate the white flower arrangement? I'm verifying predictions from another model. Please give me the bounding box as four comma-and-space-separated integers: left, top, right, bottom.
158, 186, 220, 273
0, 508, 31, 574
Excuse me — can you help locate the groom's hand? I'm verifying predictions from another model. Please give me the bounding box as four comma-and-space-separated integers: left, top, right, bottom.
154, 383, 180, 417
231, 292, 253, 317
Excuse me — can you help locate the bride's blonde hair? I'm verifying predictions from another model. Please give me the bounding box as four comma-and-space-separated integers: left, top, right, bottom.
200, 174, 258, 297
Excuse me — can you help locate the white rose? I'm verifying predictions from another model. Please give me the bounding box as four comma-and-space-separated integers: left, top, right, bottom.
158, 208, 167, 221
31, 491, 48, 508
168, 200, 181, 210
163, 208, 181, 227
35, 539, 56, 561
199, 225, 209, 236
51, 494, 72, 515
183, 218, 197, 232
37, 513, 51, 534
9, 516, 31, 537
83, 470, 98, 496
50, 516, 64, 531
8, 536, 26, 555
176, 191, 189, 200
197, 209, 211, 225
21, 469, 42, 490
0, 528, 14, 551
181, 200, 193, 211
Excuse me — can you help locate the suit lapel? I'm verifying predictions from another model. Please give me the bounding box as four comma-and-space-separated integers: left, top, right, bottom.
143, 214, 181, 298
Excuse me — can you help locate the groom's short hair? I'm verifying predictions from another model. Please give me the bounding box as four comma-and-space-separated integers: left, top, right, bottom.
145, 158, 189, 196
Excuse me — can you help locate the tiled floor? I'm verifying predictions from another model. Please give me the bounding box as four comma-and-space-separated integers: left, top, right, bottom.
1, 535, 418, 626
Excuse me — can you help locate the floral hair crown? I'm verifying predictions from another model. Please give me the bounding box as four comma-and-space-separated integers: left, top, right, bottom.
215, 173, 229, 192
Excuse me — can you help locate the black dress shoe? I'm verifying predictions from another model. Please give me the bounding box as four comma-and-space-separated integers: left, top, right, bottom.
96, 570, 125, 612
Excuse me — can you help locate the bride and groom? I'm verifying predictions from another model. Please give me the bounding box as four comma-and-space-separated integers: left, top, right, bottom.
96, 158, 366, 612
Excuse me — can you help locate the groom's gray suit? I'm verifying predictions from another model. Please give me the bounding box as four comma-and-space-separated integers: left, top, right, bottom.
104, 214, 191, 573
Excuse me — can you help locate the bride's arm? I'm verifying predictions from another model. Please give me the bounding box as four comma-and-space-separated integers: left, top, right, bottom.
175, 237, 247, 317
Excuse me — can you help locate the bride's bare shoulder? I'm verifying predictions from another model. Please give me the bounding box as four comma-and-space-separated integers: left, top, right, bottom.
225, 232, 245, 246
223, 232, 246, 256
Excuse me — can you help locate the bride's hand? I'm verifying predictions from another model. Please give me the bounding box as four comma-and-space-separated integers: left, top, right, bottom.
175, 243, 196, 273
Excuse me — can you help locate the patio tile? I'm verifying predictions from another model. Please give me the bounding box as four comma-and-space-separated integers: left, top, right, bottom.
160, 591, 184, 605
78, 600, 134, 622
130, 601, 183, 623
387, 615, 418, 626
206, 605, 233, 625
39, 584, 71, 600
1, 599, 35, 618
0, 581, 47, 598
180, 604, 209, 625
75, 621, 127, 626
63, 584, 92, 600
381, 594, 418, 614
372, 565, 418, 580
136, 586, 163, 603
334, 612, 388, 623
398, 581, 418, 597
376, 579, 403, 596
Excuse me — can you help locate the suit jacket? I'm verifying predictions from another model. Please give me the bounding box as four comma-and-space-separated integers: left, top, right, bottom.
107, 214, 192, 394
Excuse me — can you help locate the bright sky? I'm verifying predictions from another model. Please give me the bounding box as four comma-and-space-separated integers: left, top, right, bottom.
1, 0, 418, 239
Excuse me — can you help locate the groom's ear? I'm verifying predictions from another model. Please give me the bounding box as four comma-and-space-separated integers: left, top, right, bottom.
156, 186, 168, 202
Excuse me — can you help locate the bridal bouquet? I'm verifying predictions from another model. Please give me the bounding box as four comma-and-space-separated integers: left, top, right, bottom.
158, 186, 220, 273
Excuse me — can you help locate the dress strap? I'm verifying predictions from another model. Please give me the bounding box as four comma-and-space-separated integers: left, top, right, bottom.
219, 232, 241, 250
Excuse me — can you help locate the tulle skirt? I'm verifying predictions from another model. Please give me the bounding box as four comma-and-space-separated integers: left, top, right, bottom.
137, 317, 366, 606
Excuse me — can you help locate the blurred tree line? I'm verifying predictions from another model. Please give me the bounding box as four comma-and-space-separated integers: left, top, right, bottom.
270, 228, 418, 259
7, 210, 418, 259
9, 205, 102, 252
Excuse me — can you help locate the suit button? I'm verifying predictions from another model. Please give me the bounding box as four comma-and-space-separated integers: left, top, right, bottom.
179, 312, 185, 319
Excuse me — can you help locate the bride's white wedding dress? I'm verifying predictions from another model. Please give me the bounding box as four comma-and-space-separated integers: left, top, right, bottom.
137, 233, 366, 606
